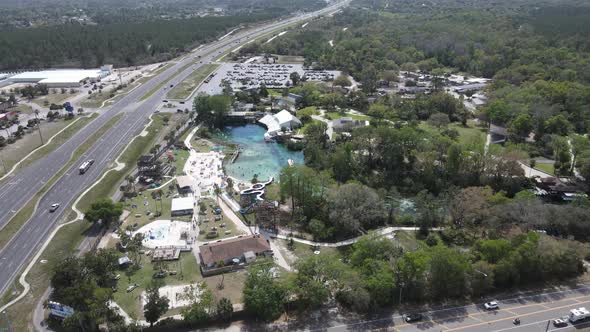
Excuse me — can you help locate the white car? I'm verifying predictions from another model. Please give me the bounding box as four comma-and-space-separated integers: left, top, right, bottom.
484, 301, 499, 310
49, 203, 60, 212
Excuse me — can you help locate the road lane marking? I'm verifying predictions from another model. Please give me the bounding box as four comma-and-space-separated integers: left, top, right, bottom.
445, 299, 590, 331
468, 314, 485, 323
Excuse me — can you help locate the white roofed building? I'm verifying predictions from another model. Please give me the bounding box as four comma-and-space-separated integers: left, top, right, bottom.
8, 68, 111, 88
258, 110, 302, 139
171, 197, 195, 216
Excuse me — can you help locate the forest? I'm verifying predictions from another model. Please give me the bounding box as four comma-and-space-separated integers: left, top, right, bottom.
0, 0, 327, 70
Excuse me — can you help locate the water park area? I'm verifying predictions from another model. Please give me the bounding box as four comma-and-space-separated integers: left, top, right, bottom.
183, 150, 225, 192
216, 124, 303, 182
134, 219, 194, 249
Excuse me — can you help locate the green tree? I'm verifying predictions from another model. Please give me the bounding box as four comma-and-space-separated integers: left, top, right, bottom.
143, 281, 170, 327
84, 198, 123, 229
216, 297, 233, 322
243, 261, 286, 321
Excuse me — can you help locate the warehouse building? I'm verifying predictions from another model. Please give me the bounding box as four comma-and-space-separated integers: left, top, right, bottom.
7, 67, 112, 88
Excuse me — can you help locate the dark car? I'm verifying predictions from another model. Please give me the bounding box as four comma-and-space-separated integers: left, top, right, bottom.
405, 313, 423, 323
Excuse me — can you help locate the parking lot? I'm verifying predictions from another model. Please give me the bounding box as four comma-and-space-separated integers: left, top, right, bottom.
197, 62, 339, 94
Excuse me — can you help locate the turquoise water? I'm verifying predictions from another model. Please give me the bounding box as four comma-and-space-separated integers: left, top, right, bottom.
217, 124, 304, 182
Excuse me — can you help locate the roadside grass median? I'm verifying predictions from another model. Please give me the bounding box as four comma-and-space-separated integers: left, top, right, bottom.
166, 64, 219, 100
1, 212, 91, 331
0, 113, 97, 179
0, 113, 122, 251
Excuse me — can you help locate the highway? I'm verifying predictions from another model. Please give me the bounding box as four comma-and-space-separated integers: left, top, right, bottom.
255, 284, 590, 332
0, 0, 349, 299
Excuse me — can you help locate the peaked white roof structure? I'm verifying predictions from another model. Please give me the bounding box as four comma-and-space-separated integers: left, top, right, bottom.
258, 110, 301, 136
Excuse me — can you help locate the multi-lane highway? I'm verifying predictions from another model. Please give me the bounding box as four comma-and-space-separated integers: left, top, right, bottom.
259, 284, 590, 332
0, 0, 349, 299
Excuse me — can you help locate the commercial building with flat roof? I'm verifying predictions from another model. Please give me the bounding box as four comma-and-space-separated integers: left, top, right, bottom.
171, 196, 195, 216
8, 68, 111, 88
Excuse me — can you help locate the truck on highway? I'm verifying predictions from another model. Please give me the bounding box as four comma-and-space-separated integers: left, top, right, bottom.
79, 159, 94, 174
569, 307, 590, 323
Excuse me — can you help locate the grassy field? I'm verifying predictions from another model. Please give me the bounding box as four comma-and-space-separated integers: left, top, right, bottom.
171, 148, 190, 175
296, 119, 322, 135
1, 114, 98, 178
141, 62, 195, 101
166, 64, 219, 100
276, 55, 305, 64
325, 111, 370, 121
10, 103, 33, 114
395, 230, 422, 251
419, 120, 486, 146
31, 92, 72, 108
197, 198, 246, 242
114, 251, 201, 319
0, 113, 119, 250
535, 162, 555, 175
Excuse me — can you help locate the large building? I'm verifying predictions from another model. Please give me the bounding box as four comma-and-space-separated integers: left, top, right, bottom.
258, 110, 302, 139
7, 68, 112, 88
198, 234, 273, 276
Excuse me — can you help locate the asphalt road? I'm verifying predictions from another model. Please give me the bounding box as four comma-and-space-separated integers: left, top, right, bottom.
0, 0, 349, 299
299, 285, 590, 332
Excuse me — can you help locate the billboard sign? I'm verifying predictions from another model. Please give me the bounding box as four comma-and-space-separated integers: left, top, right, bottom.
48, 301, 74, 319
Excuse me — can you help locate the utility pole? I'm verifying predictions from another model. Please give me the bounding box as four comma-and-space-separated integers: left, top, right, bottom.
34, 110, 44, 145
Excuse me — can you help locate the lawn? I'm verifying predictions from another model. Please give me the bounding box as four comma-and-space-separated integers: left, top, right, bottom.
535, 163, 555, 175
31, 92, 73, 108
166, 64, 219, 100
10, 103, 33, 114
296, 119, 322, 135
325, 111, 371, 121
395, 230, 422, 251
197, 198, 247, 242
170, 148, 190, 175
113, 251, 201, 319
419, 120, 486, 146
276, 55, 305, 64
276, 239, 344, 266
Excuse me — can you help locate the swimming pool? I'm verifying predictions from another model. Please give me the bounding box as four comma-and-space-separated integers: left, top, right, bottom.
217, 124, 304, 182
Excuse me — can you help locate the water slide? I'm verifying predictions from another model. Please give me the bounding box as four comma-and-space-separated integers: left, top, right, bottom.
239, 177, 273, 213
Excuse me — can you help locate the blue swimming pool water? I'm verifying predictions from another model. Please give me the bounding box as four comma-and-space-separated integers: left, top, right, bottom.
217, 124, 304, 182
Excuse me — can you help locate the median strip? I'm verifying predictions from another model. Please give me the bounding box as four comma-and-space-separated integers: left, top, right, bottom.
0, 113, 122, 251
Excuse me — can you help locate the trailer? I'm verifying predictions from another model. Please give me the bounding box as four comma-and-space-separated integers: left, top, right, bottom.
569, 307, 590, 323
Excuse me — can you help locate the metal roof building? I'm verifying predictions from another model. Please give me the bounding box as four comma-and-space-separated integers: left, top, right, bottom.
8, 68, 111, 88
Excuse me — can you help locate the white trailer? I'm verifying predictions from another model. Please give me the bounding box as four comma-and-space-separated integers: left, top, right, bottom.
569, 307, 590, 323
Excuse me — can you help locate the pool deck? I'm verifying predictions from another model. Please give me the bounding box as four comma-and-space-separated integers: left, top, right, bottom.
134, 219, 193, 249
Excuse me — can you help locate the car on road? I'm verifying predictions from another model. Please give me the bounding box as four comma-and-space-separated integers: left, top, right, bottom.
163, 100, 168, 103
49, 203, 60, 212
553, 318, 568, 327
484, 301, 499, 310
404, 313, 423, 323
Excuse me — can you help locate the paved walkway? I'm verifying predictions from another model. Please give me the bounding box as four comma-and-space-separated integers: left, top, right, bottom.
276, 227, 442, 247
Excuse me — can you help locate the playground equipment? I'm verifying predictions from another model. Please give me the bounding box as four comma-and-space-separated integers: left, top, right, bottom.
239, 177, 273, 214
